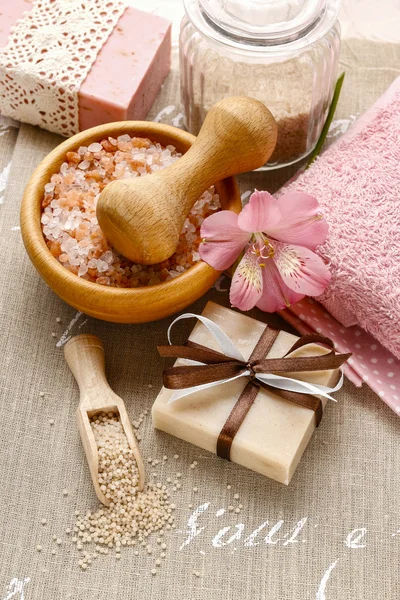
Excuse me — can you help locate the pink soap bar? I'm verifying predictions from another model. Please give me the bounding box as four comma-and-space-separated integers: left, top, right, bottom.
0, 1, 171, 131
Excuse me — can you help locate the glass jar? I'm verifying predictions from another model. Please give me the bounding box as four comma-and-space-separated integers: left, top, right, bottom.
180, 0, 341, 170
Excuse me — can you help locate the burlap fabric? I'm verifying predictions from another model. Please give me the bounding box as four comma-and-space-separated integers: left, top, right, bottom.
0, 39, 399, 600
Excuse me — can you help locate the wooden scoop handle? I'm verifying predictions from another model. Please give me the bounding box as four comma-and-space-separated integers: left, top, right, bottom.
96, 96, 277, 265
64, 334, 109, 404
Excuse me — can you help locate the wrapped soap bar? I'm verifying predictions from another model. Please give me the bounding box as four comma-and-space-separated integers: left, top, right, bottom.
152, 302, 344, 485
0, 1, 171, 135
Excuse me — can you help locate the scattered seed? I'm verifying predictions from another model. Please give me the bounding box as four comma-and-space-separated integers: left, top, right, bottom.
234, 493, 239, 500
36, 545, 42, 552
151, 568, 157, 575
48, 419, 54, 425
41, 519, 47, 525
193, 487, 198, 492
173, 454, 179, 459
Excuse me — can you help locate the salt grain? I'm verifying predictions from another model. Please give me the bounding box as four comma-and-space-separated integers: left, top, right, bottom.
88, 143, 102, 153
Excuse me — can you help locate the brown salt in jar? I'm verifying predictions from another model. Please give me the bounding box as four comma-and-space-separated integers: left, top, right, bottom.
180, 0, 341, 169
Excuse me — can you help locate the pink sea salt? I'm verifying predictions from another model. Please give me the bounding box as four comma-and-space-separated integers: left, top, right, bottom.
41, 136, 220, 287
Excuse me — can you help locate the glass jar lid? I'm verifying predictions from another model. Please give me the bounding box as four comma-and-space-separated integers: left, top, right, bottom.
184, 0, 340, 52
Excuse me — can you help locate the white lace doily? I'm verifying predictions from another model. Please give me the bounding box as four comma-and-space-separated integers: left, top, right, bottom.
0, 0, 127, 137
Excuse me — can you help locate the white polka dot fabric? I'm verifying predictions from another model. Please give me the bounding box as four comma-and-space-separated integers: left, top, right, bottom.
281, 298, 400, 415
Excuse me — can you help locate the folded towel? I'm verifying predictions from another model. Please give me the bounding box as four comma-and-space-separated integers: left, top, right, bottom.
279, 75, 400, 359
280, 300, 400, 416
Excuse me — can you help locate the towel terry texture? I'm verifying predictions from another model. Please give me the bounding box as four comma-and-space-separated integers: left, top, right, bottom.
279, 76, 400, 359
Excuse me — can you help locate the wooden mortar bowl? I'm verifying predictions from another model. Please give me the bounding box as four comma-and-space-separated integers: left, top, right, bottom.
20, 122, 241, 323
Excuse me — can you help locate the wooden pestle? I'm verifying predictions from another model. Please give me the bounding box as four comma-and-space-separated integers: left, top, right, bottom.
96, 96, 277, 265
64, 334, 145, 506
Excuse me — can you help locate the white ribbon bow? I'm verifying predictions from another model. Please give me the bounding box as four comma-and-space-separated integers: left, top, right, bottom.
166, 313, 344, 405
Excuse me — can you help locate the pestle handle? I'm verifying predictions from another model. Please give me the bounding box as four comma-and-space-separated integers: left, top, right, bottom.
97, 96, 277, 265
64, 334, 109, 404
164, 96, 278, 214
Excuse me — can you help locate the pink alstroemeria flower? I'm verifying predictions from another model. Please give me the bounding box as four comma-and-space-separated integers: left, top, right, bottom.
199, 190, 331, 312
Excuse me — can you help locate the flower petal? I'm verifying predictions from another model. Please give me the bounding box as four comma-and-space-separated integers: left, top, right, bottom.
200, 211, 250, 270
266, 192, 328, 250
256, 260, 304, 312
238, 190, 281, 233
229, 248, 263, 311
273, 242, 331, 296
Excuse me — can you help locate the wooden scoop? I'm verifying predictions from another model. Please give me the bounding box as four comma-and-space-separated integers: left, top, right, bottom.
96, 96, 277, 265
64, 334, 145, 505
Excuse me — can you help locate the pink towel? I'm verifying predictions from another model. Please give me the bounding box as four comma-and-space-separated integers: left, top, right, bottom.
280, 301, 400, 417
279, 75, 400, 359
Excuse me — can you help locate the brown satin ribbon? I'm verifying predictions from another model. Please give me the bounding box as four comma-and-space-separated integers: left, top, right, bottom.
158, 328, 350, 461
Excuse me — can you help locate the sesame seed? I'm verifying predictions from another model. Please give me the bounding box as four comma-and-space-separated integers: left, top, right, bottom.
193, 487, 198, 492
56, 317, 61, 323
151, 569, 157, 575
39, 391, 45, 397
63, 489, 68, 496
70, 412, 173, 568
41, 518, 47, 525
48, 419, 54, 425
36, 545, 42, 552
173, 454, 179, 459
234, 493, 239, 499
226, 485, 231, 490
